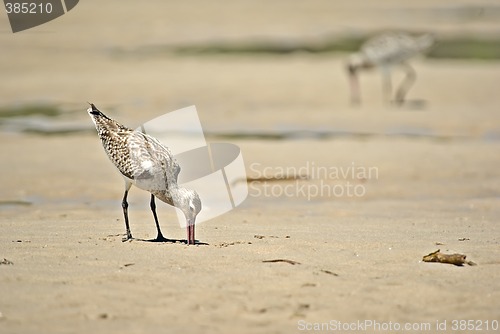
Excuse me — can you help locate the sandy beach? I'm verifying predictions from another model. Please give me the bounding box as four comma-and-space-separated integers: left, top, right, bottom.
1, 1, 500, 333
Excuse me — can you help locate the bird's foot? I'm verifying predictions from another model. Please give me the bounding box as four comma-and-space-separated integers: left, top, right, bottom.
390, 98, 405, 106
350, 99, 361, 107
391, 99, 428, 110
152, 234, 172, 242
121, 234, 134, 242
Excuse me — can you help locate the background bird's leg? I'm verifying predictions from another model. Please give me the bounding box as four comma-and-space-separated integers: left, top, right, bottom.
122, 181, 133, 242
381, 67, 392, 105
395, 63, 416, 105
150, 194, 167, 241
349, 71, 361, 105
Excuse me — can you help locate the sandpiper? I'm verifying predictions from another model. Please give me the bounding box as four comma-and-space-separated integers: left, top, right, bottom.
346, 32, 434, 105
88, 103, 201, 244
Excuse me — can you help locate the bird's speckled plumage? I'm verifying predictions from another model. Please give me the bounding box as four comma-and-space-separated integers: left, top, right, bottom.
358, 32, 434, 67
88, 103, 201, 244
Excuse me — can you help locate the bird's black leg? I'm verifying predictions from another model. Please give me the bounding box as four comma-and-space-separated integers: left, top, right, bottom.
150, 194, 168, 242
122, 184, 133, 242
395, 63, 416, 105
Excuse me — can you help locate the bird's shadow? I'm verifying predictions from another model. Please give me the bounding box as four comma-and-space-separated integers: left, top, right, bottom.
391, 99, 429, 110
137, 237, 209, 246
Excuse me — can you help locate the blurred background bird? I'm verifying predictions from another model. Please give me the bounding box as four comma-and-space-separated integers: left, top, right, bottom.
346, 32, 435, 105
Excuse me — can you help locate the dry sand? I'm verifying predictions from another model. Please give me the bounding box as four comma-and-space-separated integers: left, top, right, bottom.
1, 1, 500, 333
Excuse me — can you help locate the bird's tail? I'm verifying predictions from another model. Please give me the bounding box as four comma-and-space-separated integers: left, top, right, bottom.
417, 33, 435, 51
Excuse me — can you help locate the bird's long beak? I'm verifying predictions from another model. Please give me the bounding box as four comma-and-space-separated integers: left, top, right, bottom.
349, 71, 361, 105
186, 218, 196, 245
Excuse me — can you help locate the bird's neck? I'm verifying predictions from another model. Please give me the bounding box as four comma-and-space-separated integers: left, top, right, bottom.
152, 184, 185, 210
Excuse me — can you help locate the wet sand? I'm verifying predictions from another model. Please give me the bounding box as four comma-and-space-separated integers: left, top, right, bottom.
1, 1, 500, 333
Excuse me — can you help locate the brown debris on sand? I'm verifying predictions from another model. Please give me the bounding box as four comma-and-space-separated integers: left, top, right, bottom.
0, 258, 14, 265
422, 249, 477, 266
262, 259, 301, 265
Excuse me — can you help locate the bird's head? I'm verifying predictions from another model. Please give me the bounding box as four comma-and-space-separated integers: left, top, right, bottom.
177, 188, 202, 222
174, 187, 201, 245
346, 53, 365, 74
345, 54, 367, 105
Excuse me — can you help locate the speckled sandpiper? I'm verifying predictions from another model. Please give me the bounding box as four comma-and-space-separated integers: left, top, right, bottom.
88, 103, 201, 245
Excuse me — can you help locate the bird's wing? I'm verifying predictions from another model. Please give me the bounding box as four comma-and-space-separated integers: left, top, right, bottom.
125, 131, 180, 191
362, 33, 422, 65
